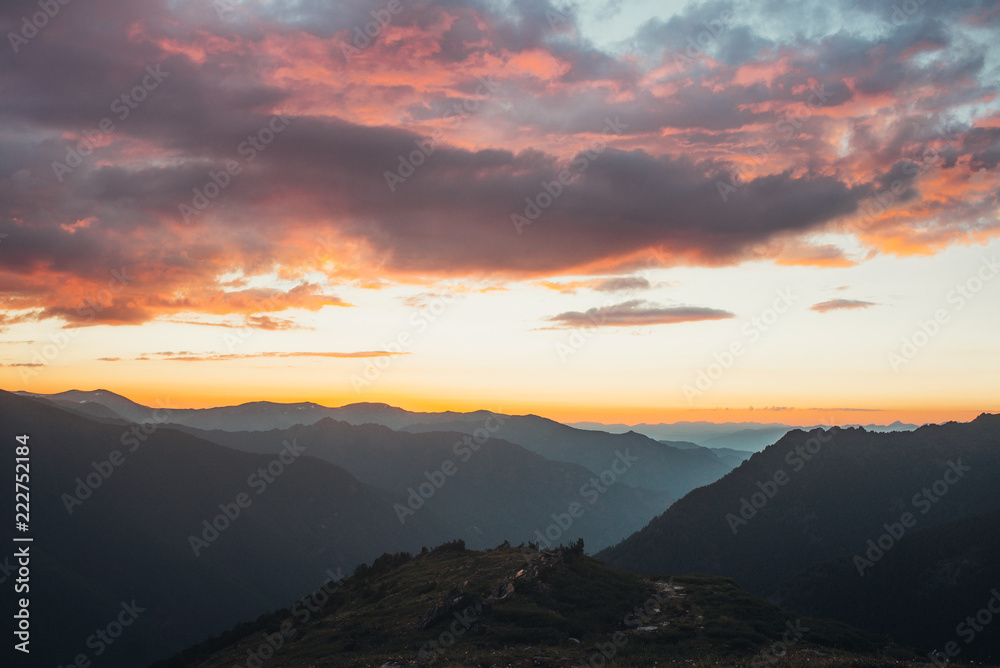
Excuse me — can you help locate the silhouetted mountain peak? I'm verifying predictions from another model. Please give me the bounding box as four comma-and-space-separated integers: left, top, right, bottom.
338, 401, 408, 411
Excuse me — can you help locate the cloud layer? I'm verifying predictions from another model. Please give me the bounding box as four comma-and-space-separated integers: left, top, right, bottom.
1, 0, 998, 327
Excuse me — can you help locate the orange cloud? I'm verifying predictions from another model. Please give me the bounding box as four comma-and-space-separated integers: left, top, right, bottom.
810, 299, 877, 313
774, 243, 857, 268
129, 351, 408, 362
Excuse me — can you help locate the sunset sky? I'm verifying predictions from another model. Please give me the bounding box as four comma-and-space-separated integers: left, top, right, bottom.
1, 0, 998, 425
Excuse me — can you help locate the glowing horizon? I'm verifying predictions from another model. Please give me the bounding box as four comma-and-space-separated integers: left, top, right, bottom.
1, 0, 999, 424
12, 381, 992, 429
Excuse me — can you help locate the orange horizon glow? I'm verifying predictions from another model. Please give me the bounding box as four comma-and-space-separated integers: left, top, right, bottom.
9, 380, 992, 429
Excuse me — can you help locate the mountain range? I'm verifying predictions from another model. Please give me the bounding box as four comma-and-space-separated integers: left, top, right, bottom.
3, 388, 997, 666
598, 416, 1000, 662
570, 419, 920, 451
0, 390, 453, 667
173, 418, 675, 551
0, 389, 738, 666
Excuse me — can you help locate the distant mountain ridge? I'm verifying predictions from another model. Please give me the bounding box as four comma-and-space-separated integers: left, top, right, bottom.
173, 417, 675, 552
17, 389, 739, 499
399, 414, 733, 497
17, 389, 472, 431
18, 390, 916, 447
663, 439, 752, 468
570, 419, 920, 451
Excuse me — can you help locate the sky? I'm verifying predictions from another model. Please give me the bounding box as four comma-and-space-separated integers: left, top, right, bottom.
0, 0, 998, 426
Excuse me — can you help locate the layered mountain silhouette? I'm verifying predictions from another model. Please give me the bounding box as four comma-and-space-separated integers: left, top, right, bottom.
0, 389, 736, 667
17, 390, 487, 431
399, 414, 732, 496
0, 390, 454, 667
174, 418, 675, 551
7, 388, 997, 666
570, 419, 918, 451
661, 439, 752, 468
598, 416, 1000, 661
20, 389, 738, 498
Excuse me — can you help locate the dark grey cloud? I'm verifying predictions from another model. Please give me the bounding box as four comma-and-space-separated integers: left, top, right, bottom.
591, 276, 652, 293
963, 127, 1000, 171
0, 111, 874, 280
547, 300, 734, 327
